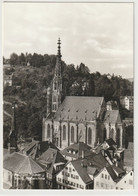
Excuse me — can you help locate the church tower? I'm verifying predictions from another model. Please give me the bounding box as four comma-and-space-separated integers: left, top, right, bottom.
8, 103, 17, 153
51, 38, 62, 113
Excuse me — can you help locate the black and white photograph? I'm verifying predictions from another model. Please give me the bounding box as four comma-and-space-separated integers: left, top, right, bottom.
2, 1, 134, 190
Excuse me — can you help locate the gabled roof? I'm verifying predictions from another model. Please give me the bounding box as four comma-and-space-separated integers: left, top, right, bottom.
85, 153, 109, 169
20, 140, 59, 159
94, 139, 116, 154
37, 148, 66, 175
54, 96, 104, 121
106, 166, 118, 181
116, 170, 133, 184
71, 159, 92, 184
3, 152, 44, 174
70, 152, 109, 184
61, 142, 92, 159
87, 166, 98, 176
112, 165, 125, 176
104, 110, 121, 124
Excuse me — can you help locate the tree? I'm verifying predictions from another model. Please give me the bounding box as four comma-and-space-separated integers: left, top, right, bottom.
18, 53, 26, 65
86, 75, 95, 96
9, 53, 18, 65
77, 63, 90, 77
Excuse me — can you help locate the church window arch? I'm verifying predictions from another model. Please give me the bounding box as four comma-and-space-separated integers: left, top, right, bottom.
71, 126, 74, 143
63, 125, 66, 140
116, 128, 120, 147
54, 81, 57, 90
109, 128, 114, 139
53, 96, 56, 102
88, 127, 92, 145
47, 124, 50, 138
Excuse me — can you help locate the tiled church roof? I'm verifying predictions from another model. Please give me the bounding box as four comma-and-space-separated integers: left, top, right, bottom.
54, 96, 104, 122
104, 110, 121, 124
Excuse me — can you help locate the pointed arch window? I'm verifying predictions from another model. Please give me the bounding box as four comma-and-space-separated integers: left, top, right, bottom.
88, 127, 92, 145
63, 125, 66, 140
54, 81, 57, 90
116, 128, 120, 147
47, 124, 50, 138
109, 128, 114, 139
71, 126, 74, 143
53, 96, 56, 103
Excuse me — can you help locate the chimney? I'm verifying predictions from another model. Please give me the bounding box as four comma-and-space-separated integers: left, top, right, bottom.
82, 150, 85, 159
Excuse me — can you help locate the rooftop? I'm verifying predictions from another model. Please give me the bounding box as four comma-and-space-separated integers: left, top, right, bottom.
20, 140, 59, 159
54, 96, 104, 122
61, 142, 92, 159
37, 148, 66, 175
104, 110, 121, 124
3, 152, 44, 175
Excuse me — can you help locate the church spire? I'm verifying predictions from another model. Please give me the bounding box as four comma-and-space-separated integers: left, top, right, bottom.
57, 37, 62, 59
55, 37, 62, 77
51, 38, 62, 113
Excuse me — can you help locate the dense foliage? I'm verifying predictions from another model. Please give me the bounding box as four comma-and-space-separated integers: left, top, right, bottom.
3, 52, 133, 147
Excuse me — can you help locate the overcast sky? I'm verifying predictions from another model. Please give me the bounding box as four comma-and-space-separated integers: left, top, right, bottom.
3, 2, 133, 78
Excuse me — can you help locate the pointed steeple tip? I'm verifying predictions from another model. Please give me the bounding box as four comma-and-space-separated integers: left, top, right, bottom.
57, 37, 61, 45
57, 37, 62, 58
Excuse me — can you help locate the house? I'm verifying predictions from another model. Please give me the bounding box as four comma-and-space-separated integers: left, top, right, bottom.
120, 96, 133, 111
3, 74, 13, 86
56, 152, 110, 189
37, 148, 67, 189
60, 142, 92, 161
3, 152, 45, 189
115, 170, 133, 190
94, 165, 125, 189
56, 159, 93, 189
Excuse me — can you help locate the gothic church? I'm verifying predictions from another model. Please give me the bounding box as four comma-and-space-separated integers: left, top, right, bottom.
42, 39, 124, 150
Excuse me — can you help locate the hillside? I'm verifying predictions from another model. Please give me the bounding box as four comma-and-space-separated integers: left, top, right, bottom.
3, 57, 133, 147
